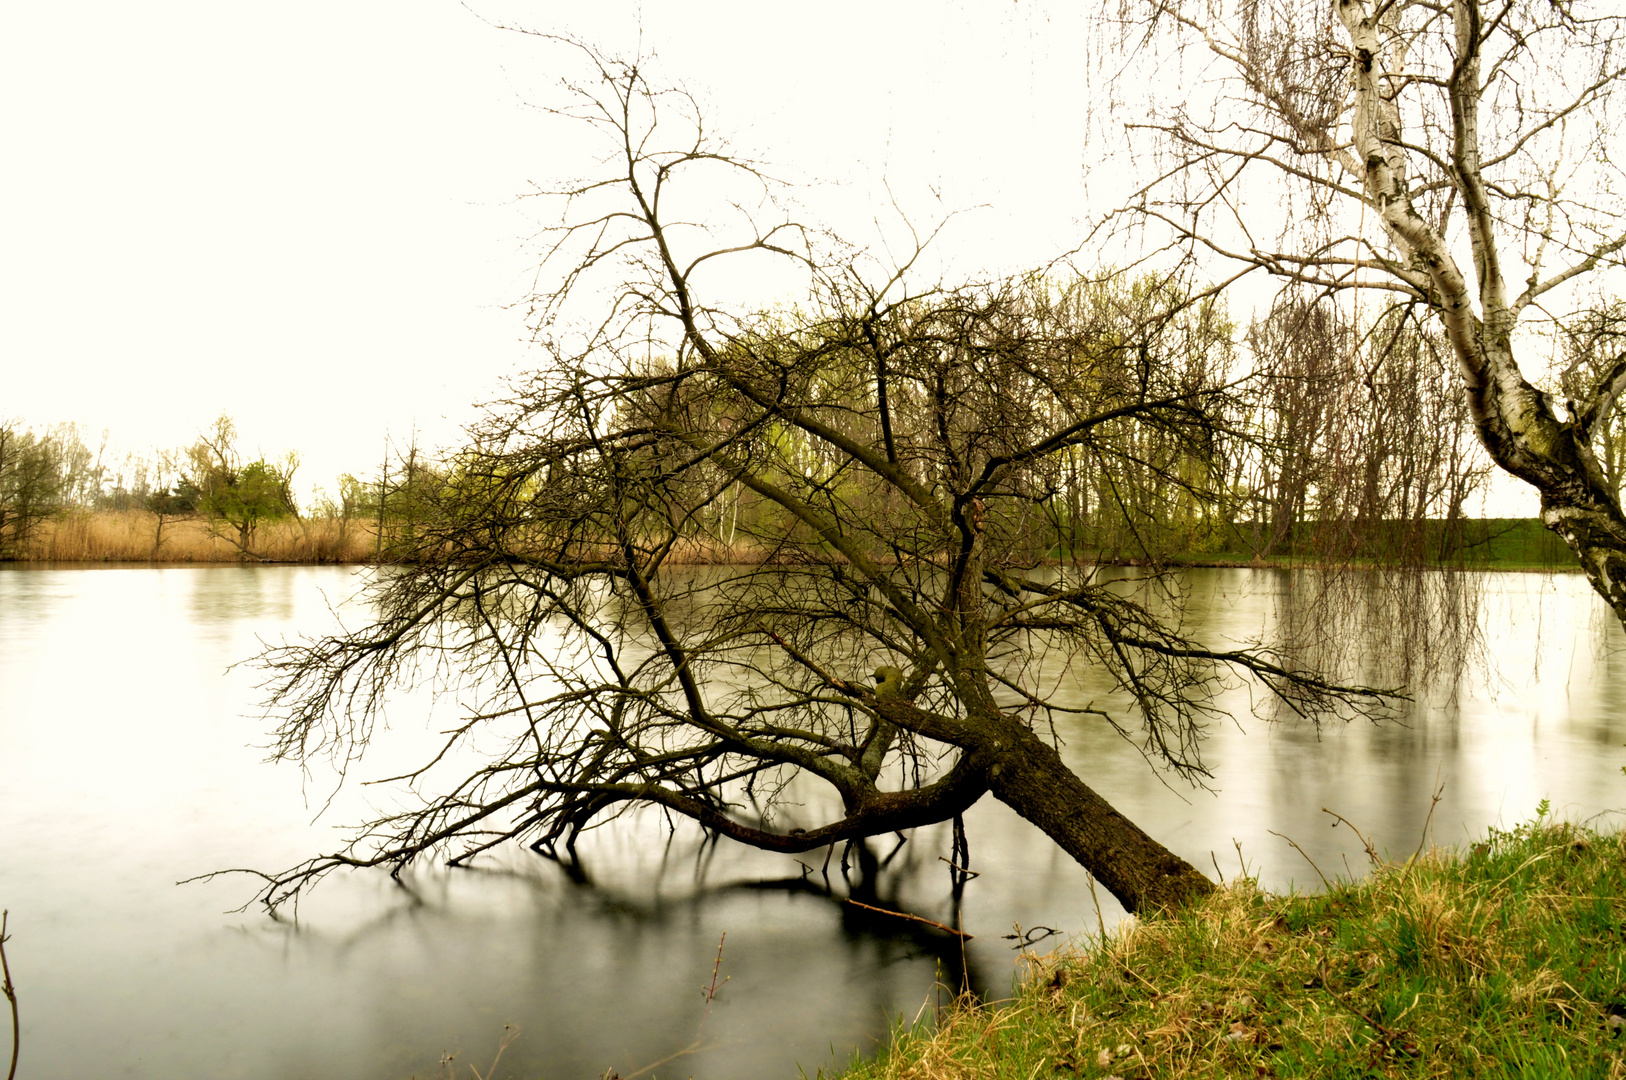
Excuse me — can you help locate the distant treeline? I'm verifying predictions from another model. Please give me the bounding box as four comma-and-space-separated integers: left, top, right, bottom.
2, 280, 1613, 570
0, 414, 434, 563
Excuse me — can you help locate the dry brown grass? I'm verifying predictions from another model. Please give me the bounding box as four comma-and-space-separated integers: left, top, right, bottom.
17, 510, 375, 563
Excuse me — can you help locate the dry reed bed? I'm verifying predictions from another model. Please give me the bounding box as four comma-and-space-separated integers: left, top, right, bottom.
840, 817, 1626, 1080
13, 513, 771, 565
15, 511, 375, 563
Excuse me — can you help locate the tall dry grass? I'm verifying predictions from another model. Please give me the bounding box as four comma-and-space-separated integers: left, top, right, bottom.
18, 511, 376, 563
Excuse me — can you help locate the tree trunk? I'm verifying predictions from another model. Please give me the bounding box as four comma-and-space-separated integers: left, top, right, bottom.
988, 722, 1215, 914
1534, 466, 1626, 622
1462, 347, 1626, 624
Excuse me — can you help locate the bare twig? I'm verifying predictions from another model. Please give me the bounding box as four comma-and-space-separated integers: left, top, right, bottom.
469, 1024, 520, 1080
1323, 807, 1381, 867
844, 898, 973, 940
1, 910, 16, 1080
1003, 923, 1060, 950
617, 936, 732, 1080
1086, 869, 1110, 942
1269, 829, 1335, 892
1407, 770, 1446, 868
936, 855, 980, 880
701, 932, 729, 1006
619, 1040, 707, 1080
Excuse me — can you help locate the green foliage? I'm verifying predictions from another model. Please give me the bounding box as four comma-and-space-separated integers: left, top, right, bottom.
184, 414, 297, 554
197, 458, 294, 527
0, 421, 69, 558
0, 421, 121, 555
839, 818, 1626, 1080
144, 479, 198, 519
573, 271, 1245, 566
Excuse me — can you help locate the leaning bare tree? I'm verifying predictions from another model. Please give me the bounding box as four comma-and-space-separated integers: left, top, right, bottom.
247, 43, 1390, 917
1104, 0, 1626, 624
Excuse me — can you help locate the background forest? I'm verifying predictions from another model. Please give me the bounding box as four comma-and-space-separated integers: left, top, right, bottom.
3, 280, 1596, 570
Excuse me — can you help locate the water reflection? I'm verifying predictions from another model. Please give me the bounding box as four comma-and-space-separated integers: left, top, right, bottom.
1, 565, 1624, 1079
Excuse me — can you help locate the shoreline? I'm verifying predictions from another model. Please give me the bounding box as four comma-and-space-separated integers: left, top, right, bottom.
2, 510, 1582, 573
2, 553, 1585, 573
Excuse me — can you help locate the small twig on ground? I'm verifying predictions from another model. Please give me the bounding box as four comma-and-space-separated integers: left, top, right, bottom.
1269, 829, 1334, 891
844, 898, 973, 939
936, 856, 980, 880
1342, 994, 1418, 1055
1323, 807, 1381, 867
1, 910, 16, 1080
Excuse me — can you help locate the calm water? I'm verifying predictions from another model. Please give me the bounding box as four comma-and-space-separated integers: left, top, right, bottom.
2, 565, 1623, 1079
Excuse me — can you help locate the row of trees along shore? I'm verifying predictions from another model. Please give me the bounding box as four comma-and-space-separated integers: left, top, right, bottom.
3, 287, 1611, 568
0, 415, 439, 563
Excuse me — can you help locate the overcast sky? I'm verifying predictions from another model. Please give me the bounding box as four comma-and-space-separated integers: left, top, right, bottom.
0, 2, 1540, 513
1, 3, 1105, 495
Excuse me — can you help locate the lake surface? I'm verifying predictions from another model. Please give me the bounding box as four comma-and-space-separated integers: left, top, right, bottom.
2, 564, 1623, 1079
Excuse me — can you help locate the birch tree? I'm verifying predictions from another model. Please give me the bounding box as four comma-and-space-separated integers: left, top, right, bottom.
1105, 0, 1626, 621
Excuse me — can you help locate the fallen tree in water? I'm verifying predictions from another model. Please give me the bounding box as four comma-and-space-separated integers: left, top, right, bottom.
242, 41, 1393, 919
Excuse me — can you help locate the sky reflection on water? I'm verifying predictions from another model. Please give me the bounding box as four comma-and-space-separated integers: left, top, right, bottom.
1, 565, 1622, 1079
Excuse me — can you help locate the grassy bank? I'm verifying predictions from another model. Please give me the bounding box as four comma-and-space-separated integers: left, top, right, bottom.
13, 510, 375, 563
840, 816, 1626, 1080
1145, 518, 1581, 572
2, 510, 1585, 572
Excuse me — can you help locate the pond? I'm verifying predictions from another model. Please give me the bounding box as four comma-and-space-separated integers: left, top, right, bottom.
1, 564, 1622, 1079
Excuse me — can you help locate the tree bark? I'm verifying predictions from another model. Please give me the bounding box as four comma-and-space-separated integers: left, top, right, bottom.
1460, 347, 1626, 620
988, 721, 1215, 914
1321, 0, 1626, 628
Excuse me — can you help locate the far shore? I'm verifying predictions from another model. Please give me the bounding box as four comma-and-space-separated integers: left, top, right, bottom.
3, 509, 1584, 573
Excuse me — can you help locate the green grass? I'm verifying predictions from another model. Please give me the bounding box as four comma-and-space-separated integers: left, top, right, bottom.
1455, 518, 1581, 570
835, 817, 1626, 1079
1049, 518, 1583, 571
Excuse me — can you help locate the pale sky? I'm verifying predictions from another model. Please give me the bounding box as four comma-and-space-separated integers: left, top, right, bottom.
0, 2, 1539, 513
2, 2, 1102, 498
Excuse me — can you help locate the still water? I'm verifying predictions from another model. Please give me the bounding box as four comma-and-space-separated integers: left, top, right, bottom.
2, 565, 1623, 1079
